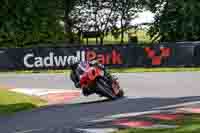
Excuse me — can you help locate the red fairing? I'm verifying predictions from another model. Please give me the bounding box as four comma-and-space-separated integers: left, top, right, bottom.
80, 73, 90, 89
80, 67, 103, 89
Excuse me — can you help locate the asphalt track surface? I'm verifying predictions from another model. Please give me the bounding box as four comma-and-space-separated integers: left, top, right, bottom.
1, 72, 200, 133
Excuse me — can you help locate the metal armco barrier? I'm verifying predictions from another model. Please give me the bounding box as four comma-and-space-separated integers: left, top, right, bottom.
0, 42, 200, 70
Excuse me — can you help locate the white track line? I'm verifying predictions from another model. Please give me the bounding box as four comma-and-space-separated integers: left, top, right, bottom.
115, 73, 154, 78
75, 128, 117, 133
10, 88, 80, 96
90, 110, 164, 123
15, 128, 43, 133
153, 101, 200, 110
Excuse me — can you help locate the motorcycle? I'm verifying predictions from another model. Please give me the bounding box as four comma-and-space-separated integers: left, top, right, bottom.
78, 62, 124, 100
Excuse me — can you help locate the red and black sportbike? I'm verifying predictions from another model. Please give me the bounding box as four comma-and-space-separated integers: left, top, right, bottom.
76, 62, 124, 100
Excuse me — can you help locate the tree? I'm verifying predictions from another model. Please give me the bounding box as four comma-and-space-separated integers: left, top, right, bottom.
93, 0, 118, 45
63, 0, 79, 43
113, 0, 142, 44
0, 0, 66, 47
70, 0, 144, 45
143, 0, 200, 42
69, 0, 119, 45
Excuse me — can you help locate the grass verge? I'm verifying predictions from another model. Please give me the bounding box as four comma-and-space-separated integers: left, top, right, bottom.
115, 114, 200, 133
0, 89, 46, 115
1, 67, 200, 74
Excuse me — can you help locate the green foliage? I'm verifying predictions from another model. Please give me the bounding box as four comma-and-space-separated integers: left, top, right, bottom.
69, 0, 120, 45
0, 0, 66, 47
3, 0, 200, 46
0, 89, 46, 114
69, 0, 144, 45
113, 0, 142, 43
145, 0, 200, 42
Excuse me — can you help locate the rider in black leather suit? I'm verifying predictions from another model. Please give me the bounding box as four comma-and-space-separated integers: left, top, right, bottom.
69, 58, 111, 96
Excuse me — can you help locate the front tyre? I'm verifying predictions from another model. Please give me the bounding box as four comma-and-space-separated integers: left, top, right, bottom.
116, 89, 124, 98
96, 77, 117, 100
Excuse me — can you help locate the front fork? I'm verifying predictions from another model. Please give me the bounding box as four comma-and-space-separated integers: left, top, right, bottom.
103, 72, 120, 95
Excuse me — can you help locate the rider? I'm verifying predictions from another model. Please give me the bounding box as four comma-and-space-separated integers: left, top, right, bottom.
69, 58, 112, 96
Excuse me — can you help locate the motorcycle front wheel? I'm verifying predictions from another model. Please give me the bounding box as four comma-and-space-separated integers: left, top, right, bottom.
96, 77, 118, 100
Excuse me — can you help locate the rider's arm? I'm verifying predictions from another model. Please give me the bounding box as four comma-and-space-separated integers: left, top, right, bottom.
70, 71, 80, 88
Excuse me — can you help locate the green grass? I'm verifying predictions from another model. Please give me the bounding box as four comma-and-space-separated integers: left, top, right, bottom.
115, 114, 200, 133
1, 67, 200, 74
0, 89, 46, 115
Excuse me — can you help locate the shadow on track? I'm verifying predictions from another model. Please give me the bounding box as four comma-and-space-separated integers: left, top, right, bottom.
74, 96, 126, 105
77, 99, 111, 105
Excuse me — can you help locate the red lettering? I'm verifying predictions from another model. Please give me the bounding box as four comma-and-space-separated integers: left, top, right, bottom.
145, 47, 151, 52
161, 48, 171, 57
105, 54, 110, 65
86, 51, 96, 61
152, 56, 161, 65
112, 50, 122, 64
148, 50, 155, 58
97, 54, 105, 65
